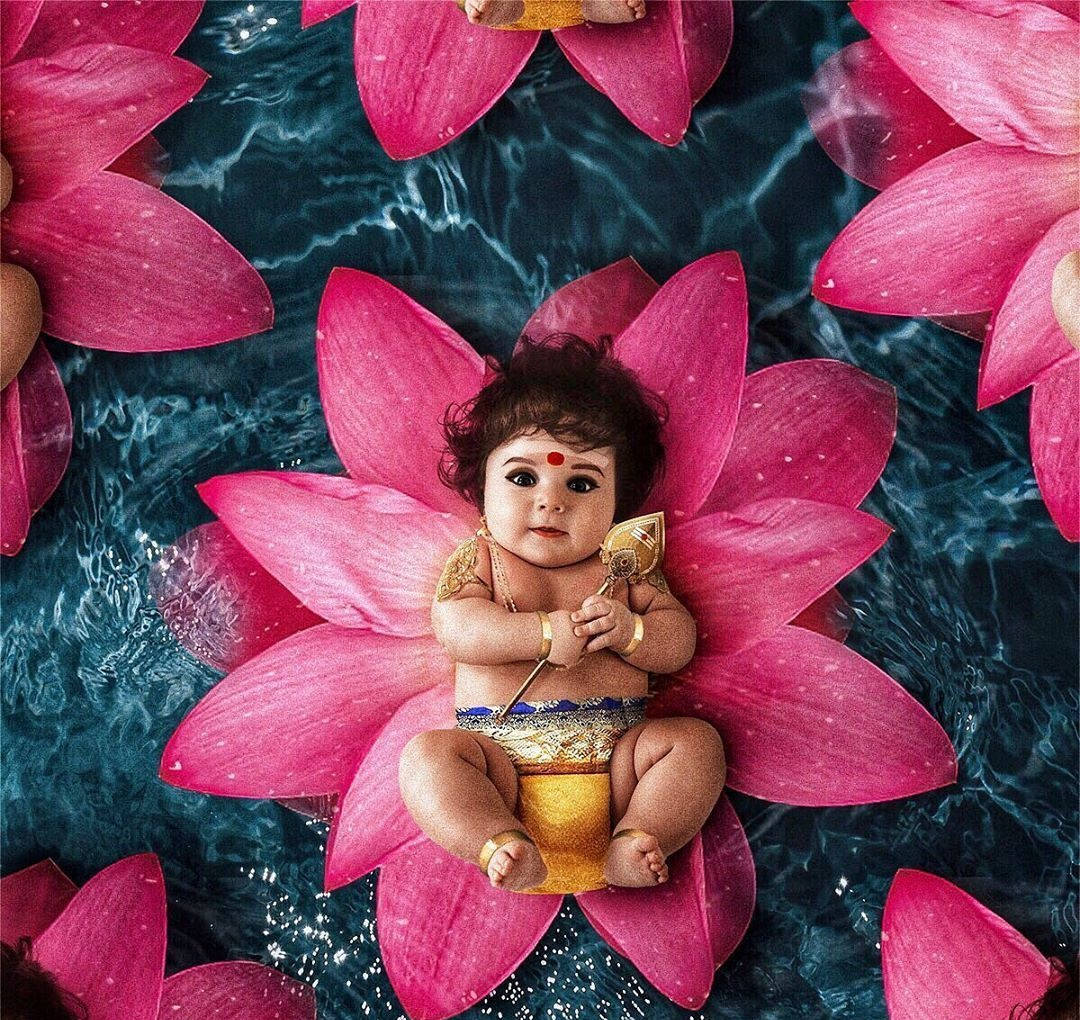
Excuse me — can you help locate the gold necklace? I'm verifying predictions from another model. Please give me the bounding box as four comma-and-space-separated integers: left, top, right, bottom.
478, 520, 517, 613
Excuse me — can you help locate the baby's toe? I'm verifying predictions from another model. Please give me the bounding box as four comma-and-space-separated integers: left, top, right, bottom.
634, 834, 660, 854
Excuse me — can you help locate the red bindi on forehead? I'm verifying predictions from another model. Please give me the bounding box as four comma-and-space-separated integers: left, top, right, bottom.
546, 451, 565, 465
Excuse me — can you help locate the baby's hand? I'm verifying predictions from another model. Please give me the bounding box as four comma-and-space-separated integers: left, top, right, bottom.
547, 609, 588, 668
572, 596, 635, 654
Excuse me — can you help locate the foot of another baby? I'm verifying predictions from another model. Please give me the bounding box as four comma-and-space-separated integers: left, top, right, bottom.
464, 0, 644, 27
583, 0, 645, 23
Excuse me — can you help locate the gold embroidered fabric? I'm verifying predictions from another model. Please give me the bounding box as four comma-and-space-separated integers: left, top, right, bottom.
435, 536, 491, 602
456, 697, 645, 775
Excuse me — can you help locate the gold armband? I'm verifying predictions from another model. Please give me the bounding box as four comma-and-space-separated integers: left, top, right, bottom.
618, 614, 644, 657
536, 610, 552, 661
435, 537, 491, 602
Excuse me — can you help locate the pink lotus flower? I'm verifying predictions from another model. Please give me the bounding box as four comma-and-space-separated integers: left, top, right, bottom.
0, 853, 316, 1019
804, 0, 1080, 541
0, 0, 273, 556
300, 0, 732, 158
152, 254, 956, 1018
881, 869, 1062, 1019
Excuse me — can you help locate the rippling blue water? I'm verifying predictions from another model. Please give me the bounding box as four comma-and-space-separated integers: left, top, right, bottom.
2, 3, 1076, 1018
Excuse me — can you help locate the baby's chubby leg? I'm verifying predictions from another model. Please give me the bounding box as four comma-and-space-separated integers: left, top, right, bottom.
399, 729, 547, 892
605, 717, 725, 887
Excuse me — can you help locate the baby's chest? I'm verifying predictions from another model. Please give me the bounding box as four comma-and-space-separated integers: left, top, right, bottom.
502, 560, 616, 612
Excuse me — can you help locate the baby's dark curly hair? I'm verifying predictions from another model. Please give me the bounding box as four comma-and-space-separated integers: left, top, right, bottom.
440, 333, 667, 521
1010, 956, 1078, 1020
1, 938, 88, 1020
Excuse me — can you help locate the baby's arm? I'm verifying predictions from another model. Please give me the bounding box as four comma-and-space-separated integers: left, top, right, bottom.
572, 569, 696, 674
431, 537, 584, 666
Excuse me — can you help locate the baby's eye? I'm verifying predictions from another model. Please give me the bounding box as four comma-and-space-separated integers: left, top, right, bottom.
567, 476, 598, 493
507, 471, 536, 487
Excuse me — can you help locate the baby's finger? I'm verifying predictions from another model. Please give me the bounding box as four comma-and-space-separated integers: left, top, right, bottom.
585, 631, 615, 654
579, 594, 611, 612
574, 614, 615, 638
571, 602, 609, 624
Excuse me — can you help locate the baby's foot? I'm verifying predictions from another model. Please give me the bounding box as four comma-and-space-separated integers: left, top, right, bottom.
464, 0, 525, 26
604, 830, 668, 888
582, 0, 645, 23
488, 838, 548, 892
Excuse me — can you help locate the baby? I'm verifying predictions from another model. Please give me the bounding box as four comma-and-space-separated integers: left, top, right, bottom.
460, 0, 645, 30
400, 334, 725, 894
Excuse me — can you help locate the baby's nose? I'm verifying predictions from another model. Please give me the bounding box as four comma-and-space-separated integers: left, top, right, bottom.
537, 490, 565, 512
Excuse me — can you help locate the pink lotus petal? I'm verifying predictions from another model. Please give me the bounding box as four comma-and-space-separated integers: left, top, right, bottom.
11, 340, 72, 515
667, 498, 891, 656
578, 836, 715, 1008
804, 38, 976, 190
519, 256, 659, 347
199, 472, 467, 634
680, 0, 733, 104
979, 210, 1079, 407
353, 2, 538, 160
0, 859, 77, 941
0, 378, 30, 557
158, 961, 316, 1020
813, 142, 1078, 316
704, 359, 896, 514
34, 854, 167, 1020
18, 0, 204, 60
377, 840, 561, 1020
791, 587, 853, 643
653, 626, 957, 806
882, 869, 1052, 1020
1041, 0, 1080, 16
105, 134, 169, 189
1, 173, 272, 350
1030, 360, 1079, 542
700, 796, 756, 968
616, 252, 748, 518
852, 0, 1080, 156
326, 684, 454, 890
161, 624, 443, 798
317, 268, 483, 517
301, 0, 355, 29
150, 521, 323, 674
1, 44, 205, 201
555, 2, 691, 146
0, 0, 43, 65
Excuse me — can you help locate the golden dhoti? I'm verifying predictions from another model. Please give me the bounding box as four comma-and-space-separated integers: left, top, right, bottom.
456, 696, 646, 894
455, 0, 584, 30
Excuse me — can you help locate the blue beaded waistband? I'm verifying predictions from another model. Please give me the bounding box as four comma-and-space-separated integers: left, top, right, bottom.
456, 695, 648, 718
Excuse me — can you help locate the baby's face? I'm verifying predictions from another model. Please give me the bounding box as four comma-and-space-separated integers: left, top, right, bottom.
482, 430, 617, 568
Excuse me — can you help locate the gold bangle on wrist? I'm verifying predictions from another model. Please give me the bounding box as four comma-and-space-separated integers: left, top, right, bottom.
536, 610, 552, 661
618, 613, 644, 657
